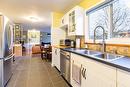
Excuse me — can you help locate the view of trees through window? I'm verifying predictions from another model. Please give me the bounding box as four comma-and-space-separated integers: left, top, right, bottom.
113, 0, 130, 38
88, 6, 109, 39
88, 0, 130, 39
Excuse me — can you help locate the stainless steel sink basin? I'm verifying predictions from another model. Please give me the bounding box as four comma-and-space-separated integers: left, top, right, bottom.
94, 53, 124, 61
75, 49, 102, 55
69, 48, 124, 61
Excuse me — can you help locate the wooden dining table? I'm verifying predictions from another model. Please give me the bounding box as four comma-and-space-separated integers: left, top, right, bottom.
41, 46, 52, 60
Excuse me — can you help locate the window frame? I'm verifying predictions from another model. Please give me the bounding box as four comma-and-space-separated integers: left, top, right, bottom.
85, 0, 130, 44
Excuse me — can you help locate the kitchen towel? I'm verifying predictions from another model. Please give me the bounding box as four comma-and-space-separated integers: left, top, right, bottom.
72, 63, 81, 84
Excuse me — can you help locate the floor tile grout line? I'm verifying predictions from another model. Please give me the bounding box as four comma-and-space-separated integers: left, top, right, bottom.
8, 54, 68, 87
11, 57, 22, 87
26, 55, 31, 87
13, 72, 20, 87
42, 60, 55, 87
13, 61, 23, 87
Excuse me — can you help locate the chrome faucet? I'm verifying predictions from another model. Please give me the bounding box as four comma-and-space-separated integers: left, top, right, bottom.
94, 26, 105, 53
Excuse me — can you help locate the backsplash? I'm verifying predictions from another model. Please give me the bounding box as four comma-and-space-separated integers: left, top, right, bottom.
87, 44, 130, 57
72, 35, 130, 57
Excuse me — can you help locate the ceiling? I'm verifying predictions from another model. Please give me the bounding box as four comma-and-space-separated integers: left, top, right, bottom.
0, 0, 82, 31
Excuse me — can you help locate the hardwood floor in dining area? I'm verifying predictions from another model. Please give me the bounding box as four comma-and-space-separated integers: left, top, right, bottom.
6, 54, 70, 87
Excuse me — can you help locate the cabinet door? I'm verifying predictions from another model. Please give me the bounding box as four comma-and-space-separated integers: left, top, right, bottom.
56, 48, 60, 70
61, 14, 69, 26
53, 48, 60, 70
70, 53, 116, 87
68, 11, 76, 36
117, 69, 130, 87
52, 47, 57, 66
83, 58, 116, 87
81, 64, 87, 87
68, 6, 84, 36
71, 53, 82, 87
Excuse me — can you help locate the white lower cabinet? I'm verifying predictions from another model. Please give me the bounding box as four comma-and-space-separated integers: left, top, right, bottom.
52, 47, 60, 71
71, 53, 117, 87
80, 64, 87, 87
71, 53, 82, 87
83, 59, 116, 87
117, 69, 130, 87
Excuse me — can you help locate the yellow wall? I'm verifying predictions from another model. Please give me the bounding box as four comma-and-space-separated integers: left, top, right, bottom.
52, 0, 104, 28
79, 0, 103, 9
52, 12, 64, 28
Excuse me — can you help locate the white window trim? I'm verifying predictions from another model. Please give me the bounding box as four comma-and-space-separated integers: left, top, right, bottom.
85, 0, 130, 45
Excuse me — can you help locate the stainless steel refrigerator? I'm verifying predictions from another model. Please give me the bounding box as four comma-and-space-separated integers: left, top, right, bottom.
0, 15, 14, 87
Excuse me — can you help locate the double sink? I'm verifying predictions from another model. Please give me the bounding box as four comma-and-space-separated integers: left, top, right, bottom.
73, 49, 124, 61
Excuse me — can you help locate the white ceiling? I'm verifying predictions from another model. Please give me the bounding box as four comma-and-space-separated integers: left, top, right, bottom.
0, 0, 81, 31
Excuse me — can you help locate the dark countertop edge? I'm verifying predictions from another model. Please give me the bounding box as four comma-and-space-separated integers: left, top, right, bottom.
60, 48, 130, 72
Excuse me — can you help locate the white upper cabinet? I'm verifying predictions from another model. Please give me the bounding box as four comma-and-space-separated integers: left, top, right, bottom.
60, 13, 69, 29
68, 6, 84, 36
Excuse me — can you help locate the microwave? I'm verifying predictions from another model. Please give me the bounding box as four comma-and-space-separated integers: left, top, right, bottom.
60, 39, 71, 46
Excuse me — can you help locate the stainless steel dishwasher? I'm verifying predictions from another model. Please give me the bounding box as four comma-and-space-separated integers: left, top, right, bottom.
60, 50, 70, 83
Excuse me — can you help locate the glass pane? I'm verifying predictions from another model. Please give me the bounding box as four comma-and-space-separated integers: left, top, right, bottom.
69, 11, 75, 32
112, 0, 130, 38
88, 6, 109, 39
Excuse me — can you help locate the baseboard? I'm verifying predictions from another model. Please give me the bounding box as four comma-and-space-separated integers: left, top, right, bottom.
54, 66, 72, 87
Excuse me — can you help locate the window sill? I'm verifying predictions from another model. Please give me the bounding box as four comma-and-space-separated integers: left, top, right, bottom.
85, 38, 130, 46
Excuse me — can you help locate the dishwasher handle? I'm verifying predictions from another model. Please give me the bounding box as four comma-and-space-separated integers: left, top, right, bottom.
60, 52, 70, 60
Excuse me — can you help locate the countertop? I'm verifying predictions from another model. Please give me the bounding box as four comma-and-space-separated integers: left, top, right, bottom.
52, 45, 71, 49
14, 44, 22, 47
61, 48, 130, 72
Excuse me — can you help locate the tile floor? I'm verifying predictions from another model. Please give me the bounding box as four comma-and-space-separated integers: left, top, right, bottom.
6, 54, 70, 87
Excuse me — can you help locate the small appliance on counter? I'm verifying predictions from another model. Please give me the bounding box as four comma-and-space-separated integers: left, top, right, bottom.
76, 38, 81, 48
70, 40, 76, 48
60, 39, 71, 46
60, 39, 76, 48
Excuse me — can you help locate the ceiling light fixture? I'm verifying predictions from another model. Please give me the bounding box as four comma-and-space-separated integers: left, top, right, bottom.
25, 16, 43, 22
29, 16, 39, 22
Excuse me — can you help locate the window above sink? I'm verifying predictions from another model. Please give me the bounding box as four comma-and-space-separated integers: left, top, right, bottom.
85, 0, 130, 44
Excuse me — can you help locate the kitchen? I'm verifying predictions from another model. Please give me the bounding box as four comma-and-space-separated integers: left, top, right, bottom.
0, 0, 130, 87
52, 0, 130, 87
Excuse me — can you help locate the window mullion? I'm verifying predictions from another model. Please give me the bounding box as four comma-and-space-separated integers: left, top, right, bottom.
108, 4, 113, 39
110, 4, 113, 38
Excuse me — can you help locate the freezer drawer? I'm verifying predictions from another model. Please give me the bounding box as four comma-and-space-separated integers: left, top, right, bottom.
4, 54, 13, 86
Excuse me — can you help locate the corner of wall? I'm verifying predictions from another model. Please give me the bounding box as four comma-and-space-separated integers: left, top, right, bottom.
51, 12, 64, 28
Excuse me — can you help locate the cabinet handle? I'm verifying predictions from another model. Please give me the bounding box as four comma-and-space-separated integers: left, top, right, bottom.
67, 55, 70, 58
84, 68, 86, 79
55, 49, 57, 55
82, 67, 84, 78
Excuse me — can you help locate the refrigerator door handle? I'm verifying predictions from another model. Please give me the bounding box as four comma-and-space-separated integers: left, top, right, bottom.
4, 54, 14, 61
